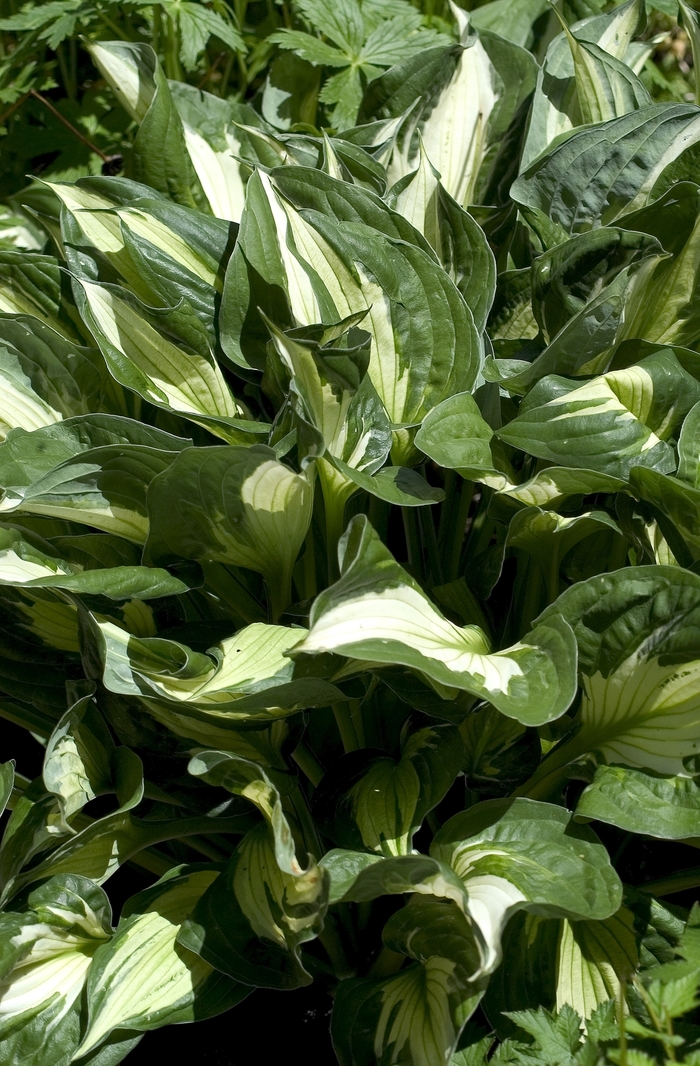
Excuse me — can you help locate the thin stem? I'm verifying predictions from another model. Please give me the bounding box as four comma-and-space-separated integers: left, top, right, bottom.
288, 782, 323, 859
302, 527, 317, 601
402, 507, 423, 575
546, 550, 561, 605
164, 12, 184, 81
319, 916, 354, 979
333, 701, 360, 753
152, 3, 162, 53
292, 741, 325, 786
219, 51, 236, 98
617, 981, 627, 1066
419, 504, 443, 586
269, 569, 292, 622
514, 731, 588, 800
97, 7, 131, 40
638, 868, 700, 897
0, 91, 30, 128
184, 835, 231, 861
444, 477, 474, 582
30, 91, 110, 161
324, 489, 347, 585
348, 698, 366, 749
55, 43, 75, 100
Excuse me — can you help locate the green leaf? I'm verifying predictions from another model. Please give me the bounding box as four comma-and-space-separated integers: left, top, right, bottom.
85, 40, 155, 125
332, 896, 485, 1066
91, 616, 340, 724
576, 763, 700, 838
329, 457, 445, 507
554, 6, 650, 126
86, 41, 206, 211
531, 227, 665, 348
0, 874, 112, 1066
505, 507, 623, 595
145, 444, 313, 616
503, 1004, 584, 1062
269, 29, 350, 68
222, 169, 479, 432
175, 4, 245, 71
294, 515, 577, 725
487, 257, 666, 395
431, 798, 622, 971
415, 391, 505, 486
4, 748, 145, 899
168, 84, 251, 223
181, 753, 328, 988
0, 760, 13, 818
513, 105, 700, 242
497, 349, 700, 480
0, 251, 77, 340
0, 315, 109, 440
320, 848, 471, 911
0, 526, 191, 599
630, 466, 700, 563
520, 0, 648, 169
313, 723, 464, 856
77, 866, 246, 1057
0, 415, 191, 544
616, 183, 700, 350
42, 685, 114, 830
386, 143, 497, 333
534, 566, 700, 785
263, 314, 393, 514
363, 16, 536, 210
469, 0, 550, 47
460, 704, 541, 797
555, 910, 639, 1019
72, 278, 250, 445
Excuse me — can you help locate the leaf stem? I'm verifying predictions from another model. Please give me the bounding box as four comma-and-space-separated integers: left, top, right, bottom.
319, 915, 354, 979
324, 491, 347, 585
289, 781, 324, 858
402, 507, 423, 575
443, 476, 474, 582
269, 569, 293, 622
333, 701, 360, 753
292, 741, 325, 786
638, 867, 700, 897
618, 981, 627, 1066
514, 731, 588, 800
302, 527, 318, 601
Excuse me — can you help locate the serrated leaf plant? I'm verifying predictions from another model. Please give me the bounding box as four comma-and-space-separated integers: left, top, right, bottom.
4, 1, 700, 1063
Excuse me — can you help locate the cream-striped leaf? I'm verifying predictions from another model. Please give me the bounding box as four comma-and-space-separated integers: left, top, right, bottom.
294, 515, 577, 726
145, 444, 313, 618
520, 0, 647, 170
530, 568, 700, 791
77, 866, 246, 1056
332, 896, 485, 1066
73, 279, 249, 444
497, 350, 700, 480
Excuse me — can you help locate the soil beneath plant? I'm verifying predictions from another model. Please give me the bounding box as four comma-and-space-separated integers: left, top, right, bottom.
124, 984, 335, 1064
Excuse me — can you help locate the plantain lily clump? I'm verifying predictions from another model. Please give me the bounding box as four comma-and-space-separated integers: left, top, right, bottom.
6, 0, 700, 1062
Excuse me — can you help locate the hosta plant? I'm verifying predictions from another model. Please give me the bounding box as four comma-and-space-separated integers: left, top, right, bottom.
3, 1, 700, 1063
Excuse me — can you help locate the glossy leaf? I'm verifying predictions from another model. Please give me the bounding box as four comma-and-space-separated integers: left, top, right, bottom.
332, 896, 485, 1066
77, 866, 246, 1056
295, 515, 577, 725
